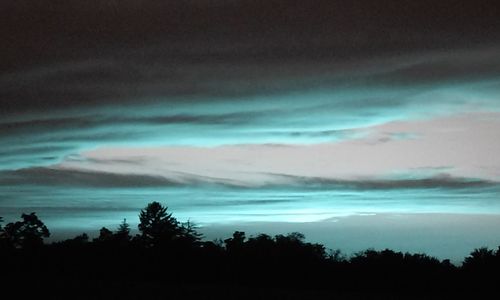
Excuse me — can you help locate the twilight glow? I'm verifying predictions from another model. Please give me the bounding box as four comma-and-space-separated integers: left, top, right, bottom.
1, 0, 500, 262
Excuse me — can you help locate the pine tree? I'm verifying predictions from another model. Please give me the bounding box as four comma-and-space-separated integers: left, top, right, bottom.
115, 218, 131, 242
138, 202, 180, 247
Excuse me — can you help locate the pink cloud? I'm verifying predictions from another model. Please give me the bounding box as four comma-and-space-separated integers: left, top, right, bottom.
58, 112, 500, 185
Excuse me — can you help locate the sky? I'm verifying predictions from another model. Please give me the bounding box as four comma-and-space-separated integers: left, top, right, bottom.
1, 0, 500, 262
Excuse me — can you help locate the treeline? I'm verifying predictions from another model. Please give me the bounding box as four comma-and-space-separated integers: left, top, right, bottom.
1, 202, 500, 298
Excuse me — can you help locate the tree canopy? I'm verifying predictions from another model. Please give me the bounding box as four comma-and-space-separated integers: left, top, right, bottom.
3, 212, 50, 249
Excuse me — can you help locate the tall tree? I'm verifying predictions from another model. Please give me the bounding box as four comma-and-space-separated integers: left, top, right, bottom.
4, 213, 50, 249
138, 202, 180, 246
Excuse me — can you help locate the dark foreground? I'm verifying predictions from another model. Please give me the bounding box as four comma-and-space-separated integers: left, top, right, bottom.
2, 202, 500, 299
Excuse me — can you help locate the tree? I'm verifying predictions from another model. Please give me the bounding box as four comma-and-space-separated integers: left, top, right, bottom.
179, 219, 203, 245
73, 233, 89, 243
224, 231, 246, 252
0, 216, 7, 249
275, 232, 305, 245
138, 202, 180, 246
94, 227, 113, 243
56, 233, 89, 247
463, 247, 496, 269
0, 216, 14, 250
4, 212, 50, 249
115, 218, 131, 243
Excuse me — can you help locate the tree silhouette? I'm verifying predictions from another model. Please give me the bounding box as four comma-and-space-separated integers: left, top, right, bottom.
0, 216, 7, 250
224, 231, 246, 252
94, 227, 113, 243
73, 233, 89, 243
115, 218, 131, 243
56, 233, 89, 247
179, 220, 203, 245
5, 206, 500, 296
463, 247, 497, 270
4, 212, 50, 249
138, 201, 180, 246
275, 232, 305, 244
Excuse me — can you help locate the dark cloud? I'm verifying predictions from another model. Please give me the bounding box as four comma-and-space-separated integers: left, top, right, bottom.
3, 1, 499, 57
0, 112, 261, 137
370, 49, 500, 86
264, 173, 496, 190
0, 206, 141, 214
2, 0, 500, 112
0, 167, 179, 188
0, 167, 251, 189
0, 145, 74, 157
72, 157, 148, 166
0, 165, 497, 191
3, 43, 500, 115
143, 112, 261, 126
3, 167, 493, 191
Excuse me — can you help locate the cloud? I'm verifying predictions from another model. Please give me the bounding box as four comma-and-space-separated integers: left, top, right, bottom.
3, 45, 500, 116
0, 110, 268, 169
1, 1, 500, 172
1, 165, 495, 191
3, 2, 499, 69
0, 112, 261, 139
0, 167, 179, 188
263, 173, 495, 190
58, 114, 500, 186
0, 165, 254, 189
366, 48, 500, 86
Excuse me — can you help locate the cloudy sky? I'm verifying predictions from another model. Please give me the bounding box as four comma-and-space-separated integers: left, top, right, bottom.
1, 0, 500, 261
